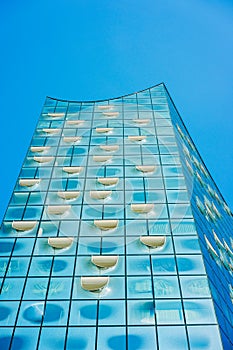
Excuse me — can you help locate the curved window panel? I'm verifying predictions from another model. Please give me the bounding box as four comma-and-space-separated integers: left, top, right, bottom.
223, 240, 233, 258
213, 231, 225, 250
47, 205, 71, 215
94, 219, 119, 231
140, 235, 166, 249
131, 203, 154, 213
136, 165, 156, 173
48, 237, 74, 249
196, 196, 205, 214
81, 276, 109, 292
0, 85, 228, 347
205, 235, 219, 260
91, 255, 118, 268
12, 221, 37, 231
19, 179, 41, 187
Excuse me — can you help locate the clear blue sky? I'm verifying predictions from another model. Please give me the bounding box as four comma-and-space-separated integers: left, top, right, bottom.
0, 0, 232, 222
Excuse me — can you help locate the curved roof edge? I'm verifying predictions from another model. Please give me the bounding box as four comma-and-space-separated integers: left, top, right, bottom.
46, 82, 165, 103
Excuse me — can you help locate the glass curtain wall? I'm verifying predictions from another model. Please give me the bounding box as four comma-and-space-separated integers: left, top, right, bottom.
0, 83, 230, 350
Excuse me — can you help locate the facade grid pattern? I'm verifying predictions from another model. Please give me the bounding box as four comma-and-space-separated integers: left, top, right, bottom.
0, 83, 232, 350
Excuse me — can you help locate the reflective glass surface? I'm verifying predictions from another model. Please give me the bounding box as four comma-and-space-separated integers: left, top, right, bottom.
0, 84, 231, 349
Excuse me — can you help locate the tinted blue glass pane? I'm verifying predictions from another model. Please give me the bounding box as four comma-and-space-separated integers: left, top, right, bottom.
127, 300, 155, 325
97, 327, 126, 350
127, 256, 151, 275
0, 328, 13, 349
6, 258, 30, 276
12, 328, 40, 350
0, 301, 19, 326
98, 300, 125, 325
66, 327, 96, 350
69, 300, 97, 326
177, 256, 206, 275
23, 277, 49, 300
184, 299, 217, 324
128, 326, 157, 350
158, 326, 188, 350
0, 278, 25, 300
38, 327, 66, 350
154, 276, 181, 298
188, 325, 223, 350
180, 276, 211, 297
156, 300, 184, 325
152, 256, 177, 274
127, 277, 152, 299
174, 237, 201, 253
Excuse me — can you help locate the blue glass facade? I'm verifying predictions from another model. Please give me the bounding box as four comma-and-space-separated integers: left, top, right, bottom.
166, 87, 233, 349
0, 83, 232, 349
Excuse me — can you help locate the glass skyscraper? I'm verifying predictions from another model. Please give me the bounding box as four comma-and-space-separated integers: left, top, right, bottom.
0, 83, 232, 350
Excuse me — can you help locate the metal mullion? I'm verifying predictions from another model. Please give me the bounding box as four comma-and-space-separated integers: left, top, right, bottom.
35, 100, 68, 336
135, 94, 141, 138
5, 99, 63, 349
0, 238, 18, 294
35, 234, 59, 349
0, 191, 35, 296
149, 87, 191, 350
59, 100, 94, 349
8, 232, 41, 349
65, 103, 99, 349
64, 102, 95, 349
139, 91, 158, 345
65, 104, 75, 190
40, 103, 69, 218
146, 220, 157, 327
122, 98, 128, 350
148, 89, 163, 348
0, 185, 34, 290
93, 101, 104, 350
30, 101, 67, 348
68, 145, 75, 168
